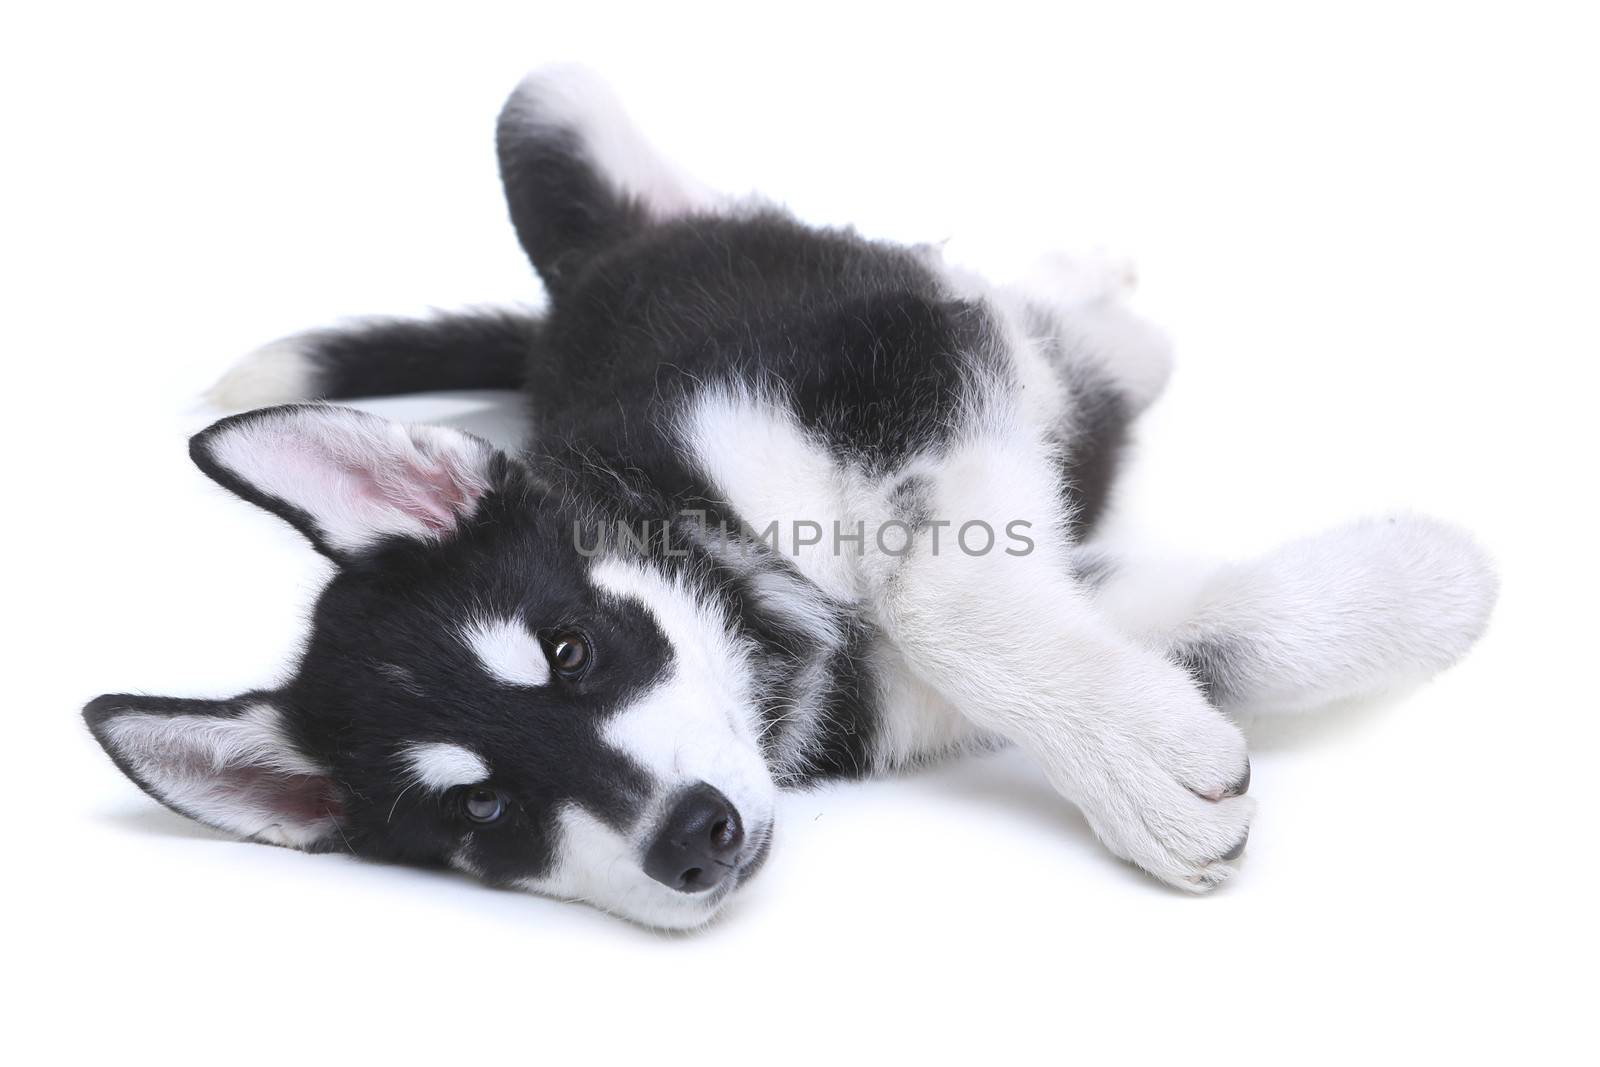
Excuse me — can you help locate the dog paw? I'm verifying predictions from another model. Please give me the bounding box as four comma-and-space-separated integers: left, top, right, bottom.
1021, 249, 1139, 307
1058, 675, 1257, 892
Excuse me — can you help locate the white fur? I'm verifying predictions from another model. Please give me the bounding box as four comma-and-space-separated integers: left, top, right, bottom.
1011, 252, 1173, 415
589, 558, 776, 832
518, 803, 764, 931
1051, 297, 1174, 416
102, 704, 337, 848
401, 742, 489, 790
1017, 248, 1140, 306
675, 371, 1253, 888
932, 246, 1174, 419
990, 295, 1074, 436
460, 616, 551, 688
662, 241, 1502, 892
501, 557, 777, 929
679, 387, 1002, 771
1087, 518, 1499, 716
867, 642, 994, 771
679, 388, 863, 603
1168, 516, 1497, 714
202, 406, 494, 555
688, 531, 851, 781
204, 337, 320, 409
851, 403, 1253, 891
504, 66, 713, 221
1086, 551, 1219, 639
99, 65, 1505, 913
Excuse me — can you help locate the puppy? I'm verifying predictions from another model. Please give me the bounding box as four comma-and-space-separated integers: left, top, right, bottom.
85, 68, 1497, 928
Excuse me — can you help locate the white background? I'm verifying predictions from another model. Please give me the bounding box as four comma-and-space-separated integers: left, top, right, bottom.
6, 2, 1596, 1063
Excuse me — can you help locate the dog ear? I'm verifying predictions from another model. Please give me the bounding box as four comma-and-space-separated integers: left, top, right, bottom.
84, 693, 345, 851
189, 403, 502, 563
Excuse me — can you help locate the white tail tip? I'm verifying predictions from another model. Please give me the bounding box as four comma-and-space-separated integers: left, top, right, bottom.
204, 338, 320, 410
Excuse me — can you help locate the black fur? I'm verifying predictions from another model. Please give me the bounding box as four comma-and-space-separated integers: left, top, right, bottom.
522, 211, 997, 474
1172, 635, 1250, 710
497, 99, 646, 298
302, 310, 535, 400
284, 489, 671, 881
85, 77, 1139, 908
1057, 364, 1131, 538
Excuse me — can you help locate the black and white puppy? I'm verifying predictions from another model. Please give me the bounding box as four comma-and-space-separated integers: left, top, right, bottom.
85, 68, 1497, 929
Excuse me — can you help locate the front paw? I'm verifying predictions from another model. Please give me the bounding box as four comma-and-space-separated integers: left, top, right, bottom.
1064, 683, 1257, 891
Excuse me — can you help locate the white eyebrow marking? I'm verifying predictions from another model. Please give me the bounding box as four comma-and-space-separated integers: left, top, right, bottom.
460, 616, 550, 687
403, 742, 490, 790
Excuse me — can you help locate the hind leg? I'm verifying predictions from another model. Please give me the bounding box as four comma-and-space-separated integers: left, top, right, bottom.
992, 251, 1175, 536
1081, 516, 1499, 716
921, 245, 1174, 536
209, 67, 714, 410
497, 66, 719, 295
1011, 249, 1175, 418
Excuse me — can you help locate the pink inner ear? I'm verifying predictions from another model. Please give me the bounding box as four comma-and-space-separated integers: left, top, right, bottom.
211, 409, 495, 553
354, 444, 489, 537
225, 765, 345, 826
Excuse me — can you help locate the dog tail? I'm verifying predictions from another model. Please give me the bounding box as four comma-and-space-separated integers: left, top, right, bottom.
497, 65, 714, 299
1089, 515, 1499, 716
205, 68, 713, 410
204, 307, 537, 408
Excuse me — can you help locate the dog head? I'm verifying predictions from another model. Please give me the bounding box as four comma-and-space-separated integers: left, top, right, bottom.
85, 404, 777, 929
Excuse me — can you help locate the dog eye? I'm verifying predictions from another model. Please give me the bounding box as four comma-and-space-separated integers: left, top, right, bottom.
546, 632, 590, 677
462, 787, 506, 824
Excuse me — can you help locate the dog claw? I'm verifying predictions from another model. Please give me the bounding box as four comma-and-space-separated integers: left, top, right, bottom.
1189, 756, 1251, 803
1221, 831, 1249, 861
1224, 756, 1251, 798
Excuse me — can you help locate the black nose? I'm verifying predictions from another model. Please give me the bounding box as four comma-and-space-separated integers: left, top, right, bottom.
643, 784, 744, 894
